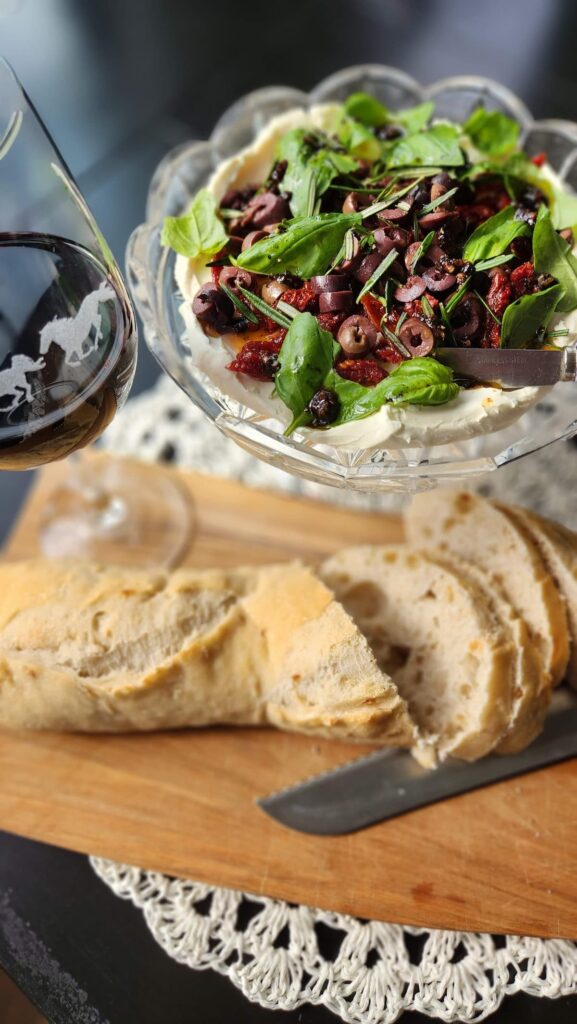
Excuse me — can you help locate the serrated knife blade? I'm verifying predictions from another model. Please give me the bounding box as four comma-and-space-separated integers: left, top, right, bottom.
257, 691, 577, 835
436, 346, 577, 387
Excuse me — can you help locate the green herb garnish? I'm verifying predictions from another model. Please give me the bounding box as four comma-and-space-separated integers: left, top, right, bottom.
462, 107, 520, 157
533, 204, 577, 312
386, 124, 464, 169
500, 284, 563, 347
463, 205, 529, 263
419, 186, 459, 215
237, 286, 293, 329
161, 188, 228, 259
276, 312, 337, 434
219, 282, 259, 324
236, 212, 361, 278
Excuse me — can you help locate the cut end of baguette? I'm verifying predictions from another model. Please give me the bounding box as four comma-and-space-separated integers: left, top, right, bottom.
321, 545, 517, 762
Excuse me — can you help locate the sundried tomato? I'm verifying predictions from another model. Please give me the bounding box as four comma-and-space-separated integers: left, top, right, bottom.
336, 359, 388, 386
227, 340, 282, 381
531, 152, 547, 167
486, 269, 512, 317
374, 343, 404, 364
360, 293, 386, 331
480, 316, 501, 348
211, 264, 222, 287
316, 311, 348, 336
280, 281, 318, 313
473, 183, 510, 211
510, 261, 537, 297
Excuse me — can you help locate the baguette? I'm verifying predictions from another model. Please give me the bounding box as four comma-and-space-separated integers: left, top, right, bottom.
405, 491, 570, 688
501, 505, 577, 690
321, 546, 517, 761
0, 559, 415, 746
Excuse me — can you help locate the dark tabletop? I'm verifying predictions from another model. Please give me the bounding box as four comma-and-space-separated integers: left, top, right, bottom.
2, 1, 577, 1021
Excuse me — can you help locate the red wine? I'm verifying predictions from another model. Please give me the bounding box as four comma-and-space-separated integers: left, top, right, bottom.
0, 233, 136, 469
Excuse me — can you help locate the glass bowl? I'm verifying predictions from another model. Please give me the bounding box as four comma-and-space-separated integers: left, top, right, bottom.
127, 65, 577, 493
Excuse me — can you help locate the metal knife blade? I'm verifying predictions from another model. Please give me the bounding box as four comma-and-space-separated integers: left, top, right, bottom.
436, 346, 577, 387
258, 691, 577, 835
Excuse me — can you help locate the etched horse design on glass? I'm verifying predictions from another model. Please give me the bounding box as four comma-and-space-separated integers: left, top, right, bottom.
0, 354, 45, 412
39, 282, 115, 366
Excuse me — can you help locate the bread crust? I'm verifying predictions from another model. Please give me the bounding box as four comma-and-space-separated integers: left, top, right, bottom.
0, 560, 415, 746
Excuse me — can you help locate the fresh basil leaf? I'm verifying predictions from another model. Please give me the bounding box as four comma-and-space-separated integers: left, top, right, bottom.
386, 124, 464, 169
236, 212, 361, 277
338, 115, 382, 160
463, 205, 529, 262
276, 312, 336, 433
277, 129, 357, 219
395, 102, 435, 134
462, 107, 520, 156
324, 357, 459, 425
533, 204, 577, 312
500, 284, 563, 347
161, 188, 228, 259
344, 92, 388, 127
343, 93, 434, 135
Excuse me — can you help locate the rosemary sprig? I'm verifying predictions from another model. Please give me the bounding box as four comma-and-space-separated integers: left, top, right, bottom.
381, 322, 411, 358
419, 186, 459, 215
276, 300, 299, 320
445, 278, 471, 316
237, 285, 292, 329
421, 294, 435, 318
438, 301, 454, 344
410, 230, 435, 272
357, 248, 399, 301
219, 281, 259, 324
475, 253, 514, 272
473, 288, 500, 325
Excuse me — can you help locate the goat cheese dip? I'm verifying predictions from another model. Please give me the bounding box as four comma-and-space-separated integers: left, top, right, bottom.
165, 94, 577, 450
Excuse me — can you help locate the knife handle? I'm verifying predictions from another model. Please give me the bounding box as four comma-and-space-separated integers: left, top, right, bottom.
561, 346, 577, 381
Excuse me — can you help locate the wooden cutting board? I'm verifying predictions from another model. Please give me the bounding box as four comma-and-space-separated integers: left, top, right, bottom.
1, 454, 576, 939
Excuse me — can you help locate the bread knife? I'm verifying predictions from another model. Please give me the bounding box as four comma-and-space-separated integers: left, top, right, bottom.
436, 346, 577, 387
257, 690, 577, 835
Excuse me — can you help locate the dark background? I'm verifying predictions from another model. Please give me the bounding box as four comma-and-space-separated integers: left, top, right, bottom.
2, 1, 577, 1021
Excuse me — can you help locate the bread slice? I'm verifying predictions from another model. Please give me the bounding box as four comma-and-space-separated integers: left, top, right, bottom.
405, 491, 570, 688
0, 559, 415, 747
439, 556, 548, 754
321, 546, 517, 761
501, 505, 577, 690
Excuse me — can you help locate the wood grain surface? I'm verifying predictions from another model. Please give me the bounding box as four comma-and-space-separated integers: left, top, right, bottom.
1, 454, 576, 940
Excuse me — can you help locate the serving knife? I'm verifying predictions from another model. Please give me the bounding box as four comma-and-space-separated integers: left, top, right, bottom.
257, 690, 577, 835
436, 346, 577, 388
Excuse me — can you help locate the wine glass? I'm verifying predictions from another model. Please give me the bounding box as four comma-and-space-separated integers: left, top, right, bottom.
0, 57, 191, 564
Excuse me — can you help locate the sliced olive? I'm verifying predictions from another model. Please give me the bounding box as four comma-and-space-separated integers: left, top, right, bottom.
398, 317, 435, 357
219, 266, 254, 293
354, 252, 383, 284
419, 210, 451, 229
319, 290, 353, 313
342, 191, 372, 214
310, 274, 351, 294
260, 279, 289, 304
374, 229, 397, 257
452, 295, 481, 341
337, 315, 379, 356
394, 276, 427, 302
192, 286, 234, 332
241, 230, 267, 251
243, 191, 290, 228
377, 206, 409, 223
422, 267, 456, 293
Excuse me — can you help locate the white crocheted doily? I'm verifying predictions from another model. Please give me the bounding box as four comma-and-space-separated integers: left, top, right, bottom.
92, 374, 577, 1023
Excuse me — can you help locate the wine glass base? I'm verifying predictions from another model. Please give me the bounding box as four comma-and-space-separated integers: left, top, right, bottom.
38, 456, 193, 568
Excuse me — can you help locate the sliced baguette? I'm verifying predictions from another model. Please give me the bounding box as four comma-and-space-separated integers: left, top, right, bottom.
500, 505, 577, 690
405, 491, 570, 688
0, 559, 416, 746
321, 546, 517, 761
